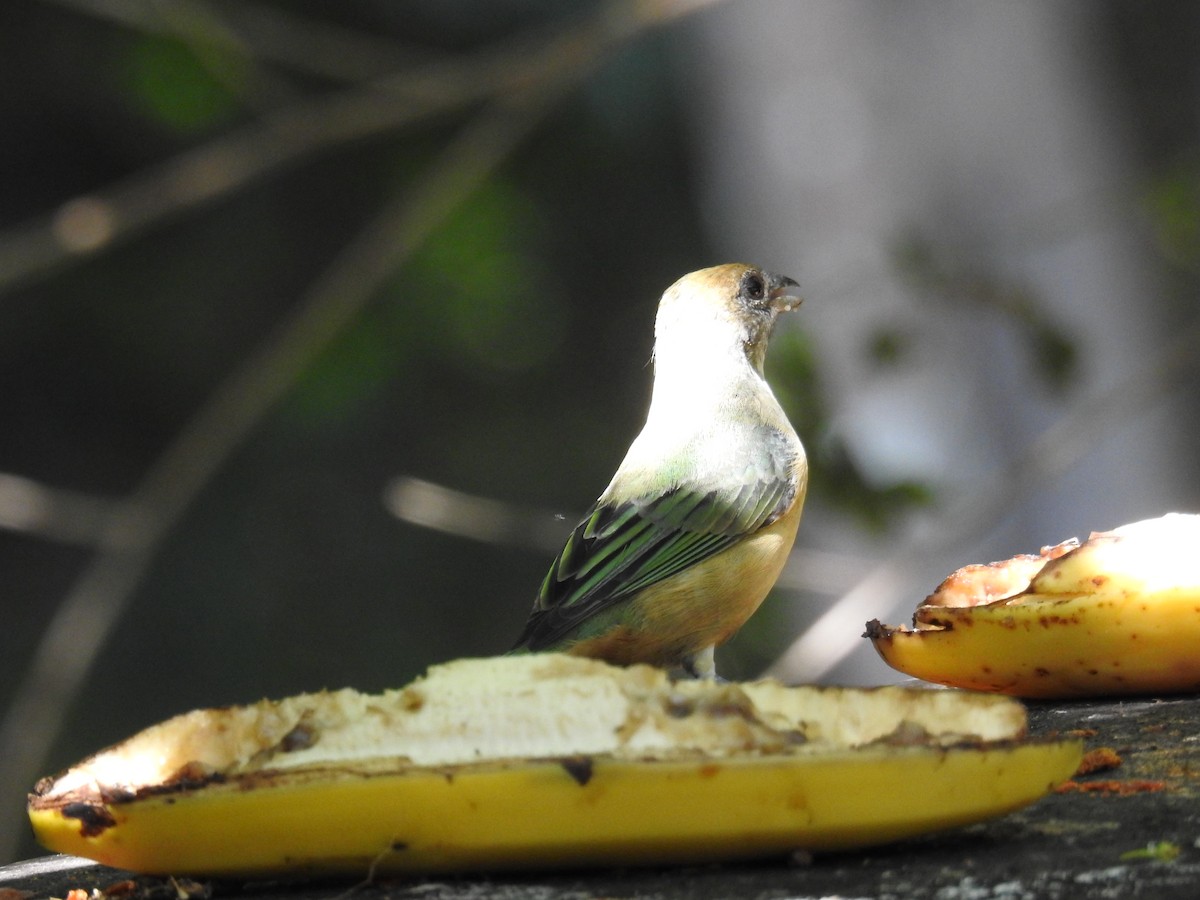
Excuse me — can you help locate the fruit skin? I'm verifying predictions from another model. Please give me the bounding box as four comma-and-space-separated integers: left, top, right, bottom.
867, 591, 1200, 698
27, 655, 1081, 877
28, 740, 1081, 877
867, 514, 1200, 698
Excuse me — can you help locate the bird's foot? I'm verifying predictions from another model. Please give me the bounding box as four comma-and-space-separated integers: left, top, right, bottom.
677, 645, 720, 680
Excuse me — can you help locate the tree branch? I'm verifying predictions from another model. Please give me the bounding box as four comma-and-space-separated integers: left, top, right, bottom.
3, 0, 718, 297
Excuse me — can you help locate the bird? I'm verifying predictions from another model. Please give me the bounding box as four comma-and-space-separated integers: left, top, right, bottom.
510, 263, 807, 679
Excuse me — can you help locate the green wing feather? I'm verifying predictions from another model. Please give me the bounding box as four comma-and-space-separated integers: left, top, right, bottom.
513, 463, 796, 652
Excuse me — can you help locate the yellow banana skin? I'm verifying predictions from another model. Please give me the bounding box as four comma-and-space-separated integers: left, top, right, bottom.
29, 742, 1080, 877
868, 514, 1200, 698
28, 656, 1081, 877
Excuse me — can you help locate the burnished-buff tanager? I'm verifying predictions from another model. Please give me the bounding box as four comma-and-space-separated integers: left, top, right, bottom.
511, 264, 807, 678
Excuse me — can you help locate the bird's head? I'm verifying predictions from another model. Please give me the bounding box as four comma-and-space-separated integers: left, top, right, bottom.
654, 264, 802, 376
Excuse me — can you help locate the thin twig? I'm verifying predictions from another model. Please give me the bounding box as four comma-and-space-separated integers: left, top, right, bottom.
2, 0, 717, 297
41, 0, 435, 82
0, 473, 114, 546
384, 475, 870, 594
139, 0, 302, 111
765, 312, 1200, 682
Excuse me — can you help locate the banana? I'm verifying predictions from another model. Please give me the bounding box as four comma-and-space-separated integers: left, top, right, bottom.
29, 655, 1079, 877
867, 513, 1200, 698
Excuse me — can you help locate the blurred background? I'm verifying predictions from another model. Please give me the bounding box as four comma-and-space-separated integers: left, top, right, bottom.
2, 0, 1198, 863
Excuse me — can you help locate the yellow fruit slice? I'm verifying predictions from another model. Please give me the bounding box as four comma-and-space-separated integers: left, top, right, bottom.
29, 655, 1081, 876
867, 513, 1200, 698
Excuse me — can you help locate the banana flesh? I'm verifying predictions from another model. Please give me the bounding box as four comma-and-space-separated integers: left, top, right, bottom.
867, 513, 1200, 698
29, 654, 1080, 876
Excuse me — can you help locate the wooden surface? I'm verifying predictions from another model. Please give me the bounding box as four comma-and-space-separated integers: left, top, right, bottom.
4, 694, 1198, 899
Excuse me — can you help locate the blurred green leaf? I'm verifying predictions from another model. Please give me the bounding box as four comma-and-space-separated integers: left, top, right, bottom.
814, 438, 934, 533
1145, 162, 1200, 269
284, 176, 565, 427
123, 35, 242, 133
765, 326, 822, 430
409, 179, 565, 376
1028, 318, 1078, 388
288, 307, 411, 426
865, 326, 913, 369
768, 327, 933, 531
893, 233, 1078, 392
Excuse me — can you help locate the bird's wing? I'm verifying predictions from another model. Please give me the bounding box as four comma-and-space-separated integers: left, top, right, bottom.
514, 461, 797, 651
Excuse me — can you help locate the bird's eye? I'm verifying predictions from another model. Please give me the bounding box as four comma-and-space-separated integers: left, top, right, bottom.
741, 271, 765, 303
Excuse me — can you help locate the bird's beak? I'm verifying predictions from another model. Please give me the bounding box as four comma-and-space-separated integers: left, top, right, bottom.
767, 273, 803, 312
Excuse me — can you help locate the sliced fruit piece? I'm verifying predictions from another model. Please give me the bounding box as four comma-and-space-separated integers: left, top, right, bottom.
867, 513, 1200, 698
29, 654, 1081, 876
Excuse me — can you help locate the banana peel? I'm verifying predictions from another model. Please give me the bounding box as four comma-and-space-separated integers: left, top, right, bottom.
867, 513, 1200, 698
28, 654, 1079, 877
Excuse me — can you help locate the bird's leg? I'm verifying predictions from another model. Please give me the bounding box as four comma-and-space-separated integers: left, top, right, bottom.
680, 645, 718, 680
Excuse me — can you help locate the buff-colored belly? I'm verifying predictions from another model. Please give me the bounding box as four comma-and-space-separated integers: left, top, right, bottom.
569, 498, 803, 667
